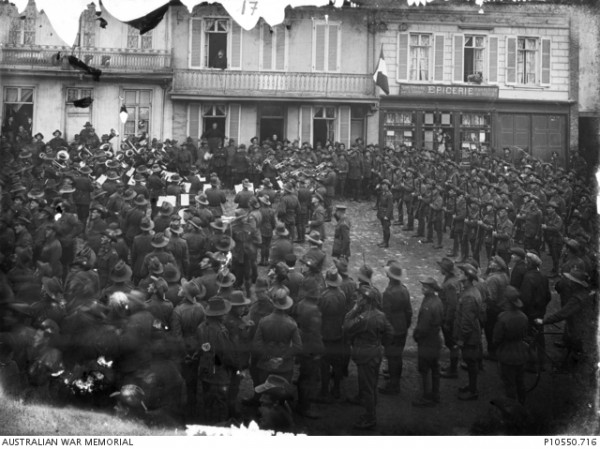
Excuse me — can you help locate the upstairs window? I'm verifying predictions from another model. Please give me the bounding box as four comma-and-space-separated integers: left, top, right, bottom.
261, 23, 287, 71
127, 26, 153, 50
409, 34, 431, 81
8, 8, 35, 45
517, 37, 538, 85
463, 35, 485, 82
312, 21, 340, 72
189, 18, 242, 69
506, 36, 551, 86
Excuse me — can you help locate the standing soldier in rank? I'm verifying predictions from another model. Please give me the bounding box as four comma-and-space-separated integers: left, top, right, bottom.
377, 179, 394, 248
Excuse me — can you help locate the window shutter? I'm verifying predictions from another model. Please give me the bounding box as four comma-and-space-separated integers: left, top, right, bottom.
453, 34, 464, 83
338, 106, 351, 148
262, 24, 273, 70
397, 33, 409, 81
230, 22, 242, 69
190, 19, 202, 68
228, 104, 241, 144
505, 36, 517, 85
275, 27, 286, 71
434, 34, 445, 82
328, 25, 339, 72
541, 38, 551, 86
300, 106, 312, 143
189, 104, 200, 139
314, 24, 326, 71
488, 36, 499, 83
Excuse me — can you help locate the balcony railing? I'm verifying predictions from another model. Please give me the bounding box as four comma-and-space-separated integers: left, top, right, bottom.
173, 70, 376, 99
0, 45, 171, 73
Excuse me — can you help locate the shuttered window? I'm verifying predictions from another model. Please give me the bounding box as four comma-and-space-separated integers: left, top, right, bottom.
541, 38, 551, 86
227, 104, 241, 145
453, 34, 464, 83
275, 27, 286, 70
312, 21, 340, 72
190, 19, 202, 68
488, 36, 499, 83
397, 33, 409, 81
189, 103, 201, 139
300, 106, 312, 143
338, 106, 351, 148
261, 24, 287, 71
262, 24, 273, 70
434, 34, 445, 82
505, 36, 517, 85
230, 22, 242, 69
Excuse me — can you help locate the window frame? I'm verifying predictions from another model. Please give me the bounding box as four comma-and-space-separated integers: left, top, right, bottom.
121, 89, 152, 137
311, 19, 341, 73
126, 26, 153, 50
408, 33, 433, 82
517, 36, 539, 86
463, 34, 486, 82
3, 86, 35, 134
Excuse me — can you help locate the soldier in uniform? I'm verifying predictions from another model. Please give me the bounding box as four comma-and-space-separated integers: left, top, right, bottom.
308, 194, 326, 242
378, 261, 412, 395
454, 263, 483, 400
205, 177, 227, 219
377, 179, 393, 248
438, 257, 461, 379
277, 183, 300, 241
493, 286, 529, 405
447, 188, 467, 258
294, 279, 324, 419
196, 297, 236, 423
343, 285, 393, 430
331, 205, 351, 260
494, 206, 514, 266
252, 287, 302, 384
411, 277, 443, 407
295, 178, 312, 244
427, 184, 444, 249
317, 268, 347, 402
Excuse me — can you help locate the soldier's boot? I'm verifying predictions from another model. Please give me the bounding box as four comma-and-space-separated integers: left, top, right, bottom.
412, 375, 435, 407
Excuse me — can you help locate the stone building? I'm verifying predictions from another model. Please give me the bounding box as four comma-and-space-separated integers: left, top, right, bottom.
0, 0, 597, 165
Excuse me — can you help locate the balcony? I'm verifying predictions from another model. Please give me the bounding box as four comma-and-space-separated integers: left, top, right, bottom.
172, 70, 377, 100
0, 45, 172, 78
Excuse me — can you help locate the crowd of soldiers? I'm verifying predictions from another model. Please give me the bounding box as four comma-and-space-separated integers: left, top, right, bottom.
0, 121, 596, 433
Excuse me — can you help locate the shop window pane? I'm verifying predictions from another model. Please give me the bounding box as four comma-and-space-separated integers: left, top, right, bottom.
325, 107, 335, 118
424, 112, 434, 125
262, 105, 283, 117
423, 130, 434, 150
441, 113, 451, 125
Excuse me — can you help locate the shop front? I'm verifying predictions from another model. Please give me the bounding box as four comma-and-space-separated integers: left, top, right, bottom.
379, 83, 571, 165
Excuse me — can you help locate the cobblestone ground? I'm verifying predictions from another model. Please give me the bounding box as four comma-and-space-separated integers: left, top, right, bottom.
223, 196, 594, 436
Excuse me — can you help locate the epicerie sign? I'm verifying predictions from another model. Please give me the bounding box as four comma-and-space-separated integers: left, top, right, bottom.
400, 84, 499, 99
